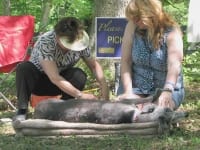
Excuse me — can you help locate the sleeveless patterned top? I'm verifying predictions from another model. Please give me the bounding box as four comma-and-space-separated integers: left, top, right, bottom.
132, 28, 184, 94
29, 30, 90, 72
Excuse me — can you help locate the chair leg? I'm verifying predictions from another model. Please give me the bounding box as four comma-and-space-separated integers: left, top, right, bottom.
0, 92, 16, 110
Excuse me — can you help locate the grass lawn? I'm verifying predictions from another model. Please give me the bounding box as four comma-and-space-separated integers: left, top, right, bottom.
0, 82, 200, 150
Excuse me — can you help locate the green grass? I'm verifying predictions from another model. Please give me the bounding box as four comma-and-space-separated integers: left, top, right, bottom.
0, 127, 199, 150
0, 74, 200, 150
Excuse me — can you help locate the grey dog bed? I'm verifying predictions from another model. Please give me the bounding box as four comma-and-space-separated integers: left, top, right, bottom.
12, 119, 162, 137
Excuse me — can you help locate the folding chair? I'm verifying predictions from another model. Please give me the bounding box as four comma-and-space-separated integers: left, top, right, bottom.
0, 15, 35, 110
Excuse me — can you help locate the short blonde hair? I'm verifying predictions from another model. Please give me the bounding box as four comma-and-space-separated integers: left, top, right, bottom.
125, 0, 180, 49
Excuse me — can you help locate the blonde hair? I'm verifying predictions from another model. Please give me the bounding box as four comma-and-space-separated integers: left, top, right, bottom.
125, 0, 180, 49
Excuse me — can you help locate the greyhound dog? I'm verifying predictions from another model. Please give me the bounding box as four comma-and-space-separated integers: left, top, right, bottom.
34, 88, 188, 124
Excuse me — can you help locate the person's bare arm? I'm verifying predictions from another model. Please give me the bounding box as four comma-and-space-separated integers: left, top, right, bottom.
82, 57, 109, 100
121, 21, 135, 94
165, 29, 183, 86
116, 21, 144, 100
40, 60, 97, 99
158, 28, 183, 109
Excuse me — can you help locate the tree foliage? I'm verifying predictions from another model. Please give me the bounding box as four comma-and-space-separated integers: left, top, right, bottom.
0, 0, 199, 83
163, 0, 189, 26
0, 0, 93, 32
0, 0, 189, 32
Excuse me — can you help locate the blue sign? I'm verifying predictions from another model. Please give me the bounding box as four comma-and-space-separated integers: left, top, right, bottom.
95, 17, 128, 59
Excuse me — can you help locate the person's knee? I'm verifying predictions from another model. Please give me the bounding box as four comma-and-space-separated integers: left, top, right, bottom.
16, 62, 33, 72
62, 68, 87, 82
16, 62, 30, 74
16, 62, 39, 79
72, 68, 87, 90
73, 68, 87, 82
61, 68, 87, 90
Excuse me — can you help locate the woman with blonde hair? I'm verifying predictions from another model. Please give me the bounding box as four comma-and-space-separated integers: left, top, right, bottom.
117, 0, 184, 110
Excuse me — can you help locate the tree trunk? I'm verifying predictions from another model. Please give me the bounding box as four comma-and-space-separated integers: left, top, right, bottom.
2, 0, 10, 15
88, 0, 131, 94
94, 0, 130, 17
39, 0, 52, 31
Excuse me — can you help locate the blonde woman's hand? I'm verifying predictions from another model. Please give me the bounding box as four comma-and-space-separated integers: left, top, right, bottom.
115, 93, 142, 101
158, 92, 175, 110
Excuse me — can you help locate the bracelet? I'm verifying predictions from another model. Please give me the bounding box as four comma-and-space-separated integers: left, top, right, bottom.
162, 88, 173, 93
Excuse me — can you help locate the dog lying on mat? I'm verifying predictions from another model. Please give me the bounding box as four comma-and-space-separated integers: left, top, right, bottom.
33, 89, 188, 124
